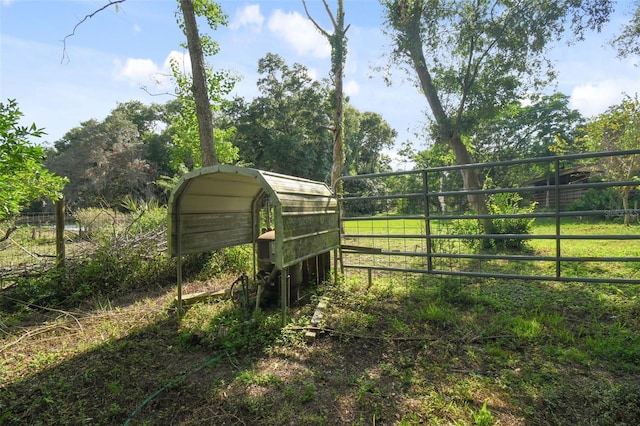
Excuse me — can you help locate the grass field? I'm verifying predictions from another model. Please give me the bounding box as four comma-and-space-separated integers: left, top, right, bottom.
342, 218, 640, 281
1, 221, 639, 425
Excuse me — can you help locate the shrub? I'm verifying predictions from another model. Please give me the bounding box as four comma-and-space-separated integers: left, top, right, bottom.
451, 192, 535, 251
568, 188, 622, 221
197, 246, 253, 279
4, 204, 176, 308
488, 192, 536, 249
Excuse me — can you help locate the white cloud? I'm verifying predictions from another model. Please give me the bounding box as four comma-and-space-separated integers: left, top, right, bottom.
307, 67, 318, 81
113, 58, 159, 84
267, 10, 330, 58
570, 78, 640, 118
344, 79, 360, 96
163, 50, 191, 75
133, 24, 142, 33
230, 4, 264, 33
113, 51, 190, 90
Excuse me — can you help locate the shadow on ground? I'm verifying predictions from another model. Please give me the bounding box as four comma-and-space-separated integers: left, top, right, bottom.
2, 275, 640, 425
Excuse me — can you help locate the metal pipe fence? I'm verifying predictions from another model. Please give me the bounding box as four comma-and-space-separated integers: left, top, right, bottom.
337, 150, 640, 285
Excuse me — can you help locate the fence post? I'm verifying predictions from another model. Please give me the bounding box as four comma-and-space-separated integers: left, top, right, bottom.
55, 197, 65, 270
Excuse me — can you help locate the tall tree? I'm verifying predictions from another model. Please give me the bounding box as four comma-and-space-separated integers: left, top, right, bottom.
226, 54, 333, 181
344, 106, 396, 175
579, 94, 640, 225
302, 0, 350, 190
64, 0, 230, 168
475, 94, 585, 162
168, 60, 238, 171
47, 104, 163, 208
177, 0, 223, 167
381, 0, 612, 229
474, 93, 586, 189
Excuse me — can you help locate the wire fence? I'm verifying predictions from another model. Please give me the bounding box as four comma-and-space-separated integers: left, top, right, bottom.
0, 208, 143, 288
0, 213, 64, 286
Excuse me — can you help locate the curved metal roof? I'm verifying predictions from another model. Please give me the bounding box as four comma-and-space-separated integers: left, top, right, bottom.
168, 165, 339, 270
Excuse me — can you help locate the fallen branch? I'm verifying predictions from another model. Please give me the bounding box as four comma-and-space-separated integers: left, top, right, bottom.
0, 294, 83, 330
0, 226, 17, 244
7, 237, 43, 261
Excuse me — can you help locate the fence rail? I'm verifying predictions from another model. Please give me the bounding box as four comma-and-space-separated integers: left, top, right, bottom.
337, 150, 640, 285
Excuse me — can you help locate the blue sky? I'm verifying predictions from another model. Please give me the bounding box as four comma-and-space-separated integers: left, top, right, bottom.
1, 0, 639, 162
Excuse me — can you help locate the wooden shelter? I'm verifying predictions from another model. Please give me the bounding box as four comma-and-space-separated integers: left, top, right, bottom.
168, 165, 340, 318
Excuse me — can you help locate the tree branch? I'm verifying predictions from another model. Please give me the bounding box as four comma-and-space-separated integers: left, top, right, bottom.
61, 0, 127, 64
0, 226, 17, 244
301, 0, 330, 38
140, 85, 178, 98
321, 0, 337, 29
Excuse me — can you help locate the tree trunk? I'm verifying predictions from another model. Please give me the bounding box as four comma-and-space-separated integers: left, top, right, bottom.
302, 0, 349, 192
330, 0, 347, 190
330, 54, 345, 191
404, 21, 491, 230
179, 0, 218, 167
623, 186, 631, 226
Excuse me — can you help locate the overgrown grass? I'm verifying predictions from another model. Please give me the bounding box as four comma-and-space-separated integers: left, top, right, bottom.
1, 218, 639, 425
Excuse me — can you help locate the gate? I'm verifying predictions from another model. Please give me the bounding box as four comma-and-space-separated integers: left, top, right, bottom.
336, 150, 640, 285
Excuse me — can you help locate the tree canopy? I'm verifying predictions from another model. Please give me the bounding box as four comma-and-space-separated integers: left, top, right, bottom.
0, 100, 67, 219
612, 0, 640, 58
225, 53, 397, 183
381, 0, 612, 223
47, 101, 175, 208
225, 53, 333, 182
578, 93, 640, 224
344, 105, 396, 175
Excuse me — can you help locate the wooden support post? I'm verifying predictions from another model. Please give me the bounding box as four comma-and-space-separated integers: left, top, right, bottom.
55, 197, 65, 270
176, 202, 183, 317
281, 269, 289, 326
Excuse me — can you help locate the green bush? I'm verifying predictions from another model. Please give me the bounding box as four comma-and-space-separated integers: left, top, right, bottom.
4, 201, 254, 310
73, 207, 119, 240
4, 205, 176, 308
488, 192, 536, 249
451, 192, 535, 251
197, 245, 253, 279
568, 188, 622, 220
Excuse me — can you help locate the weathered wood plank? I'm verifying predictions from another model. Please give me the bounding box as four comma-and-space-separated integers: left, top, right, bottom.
305, 295, 329, 341
282, 214, 339, 239
282, 231, 340, 266
178, 288, 231, 306
172, 227, 253, 254
171, 212, 252, 234
179, 194, 254, 213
